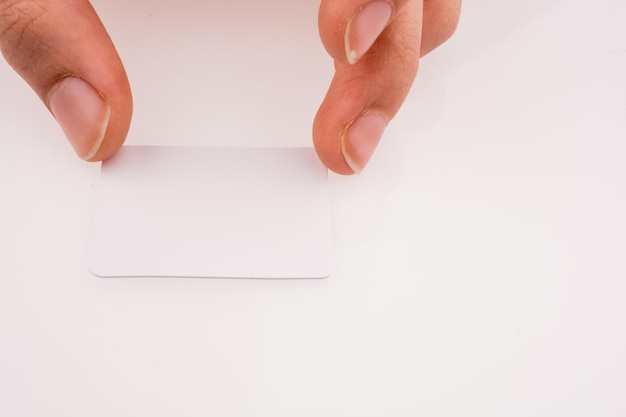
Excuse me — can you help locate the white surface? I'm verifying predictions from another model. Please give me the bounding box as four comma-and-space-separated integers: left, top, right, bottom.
1, 0, 626, 416
91, 146, 330, 279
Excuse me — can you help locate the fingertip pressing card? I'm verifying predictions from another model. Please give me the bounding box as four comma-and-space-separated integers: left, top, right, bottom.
90, 146, 331, 279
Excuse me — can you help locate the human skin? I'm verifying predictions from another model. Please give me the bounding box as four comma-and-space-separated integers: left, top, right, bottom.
0, 0, 461, 175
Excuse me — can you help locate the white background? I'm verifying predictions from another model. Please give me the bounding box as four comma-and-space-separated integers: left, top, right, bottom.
1, 0, 625, 415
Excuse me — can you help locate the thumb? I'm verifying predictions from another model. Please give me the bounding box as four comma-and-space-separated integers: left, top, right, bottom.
0, 0, 132, 161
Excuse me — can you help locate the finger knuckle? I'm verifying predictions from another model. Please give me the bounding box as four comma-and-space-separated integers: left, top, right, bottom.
0, 1, 49, 72
427, 0, 462, 44
383, 23, 421, 73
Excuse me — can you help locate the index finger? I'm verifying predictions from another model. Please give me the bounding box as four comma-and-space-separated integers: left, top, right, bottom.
318, 0, 411, 65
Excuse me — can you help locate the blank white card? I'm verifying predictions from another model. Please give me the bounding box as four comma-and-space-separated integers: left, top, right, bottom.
90, 146, 331, 279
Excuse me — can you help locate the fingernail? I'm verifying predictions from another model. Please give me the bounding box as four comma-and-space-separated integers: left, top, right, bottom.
345, 1, 393, 65
342, 112, 388, 174
49, 77, 111, 160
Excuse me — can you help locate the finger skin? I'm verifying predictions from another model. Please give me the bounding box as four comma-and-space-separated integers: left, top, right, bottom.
315, 0, 461, 174
421, 0, 462, 56
0, 0, 132, 161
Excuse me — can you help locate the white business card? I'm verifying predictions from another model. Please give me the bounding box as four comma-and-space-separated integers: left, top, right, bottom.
90, 146, 331, 279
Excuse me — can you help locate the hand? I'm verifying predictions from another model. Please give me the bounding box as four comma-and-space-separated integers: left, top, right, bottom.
0, 0, 132, 162
0, 0, 460, 174
315, 0, 461, 174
